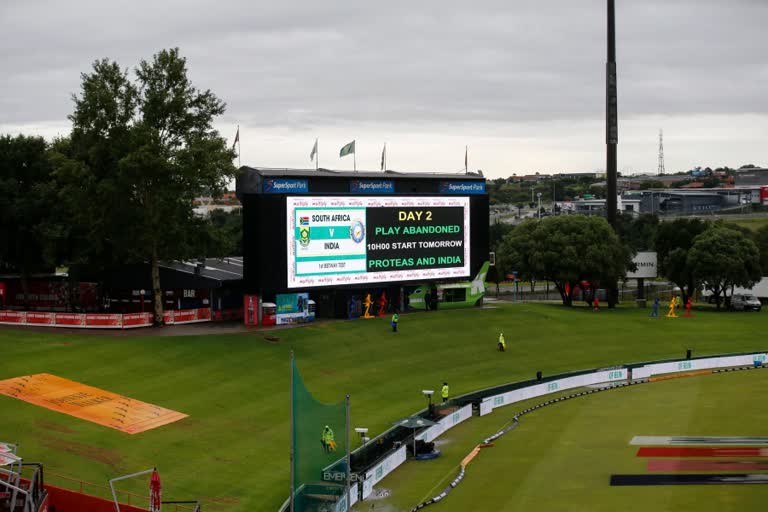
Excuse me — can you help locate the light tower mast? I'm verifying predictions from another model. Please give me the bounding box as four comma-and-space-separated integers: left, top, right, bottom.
657, 129, 665, 175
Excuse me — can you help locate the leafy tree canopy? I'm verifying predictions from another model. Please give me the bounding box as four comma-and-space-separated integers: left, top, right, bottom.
687, 226, 762, 309
497, 216, 632, 306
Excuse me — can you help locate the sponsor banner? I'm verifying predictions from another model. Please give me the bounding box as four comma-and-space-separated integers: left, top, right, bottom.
439, 181, 485, 194
122, 313, 153, 328
627, 252, 658, 279
610, 473, 768, 486
275, 293, 311, 325
487, 370, 623, 413
163, 310, 175, 325
642, 354, 762, 377
54, 313, 86, 327
479, 397, 493, 416
637, 447, 768, 458
167, 308, 212, 324
0, 311, 26, 324
417, 404, 472, 443
648, 460, 768, 472
173, 309, 198, 324
263, 178, 309, 194
364, 445, 407, 497
631, 436, 768, 446
350, 180, 395, 194
86, 314, 123, 328
26, 312, 55, 325
349, 482, 358, 508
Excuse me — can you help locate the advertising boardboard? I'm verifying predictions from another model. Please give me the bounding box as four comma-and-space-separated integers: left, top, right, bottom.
287, 196, 470, 288
626, 252, 658, 279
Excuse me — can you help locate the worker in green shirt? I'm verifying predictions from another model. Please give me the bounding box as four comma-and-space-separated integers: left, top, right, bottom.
498, 332, 506, 352
441, 382, 449, 403
391, 311, 399, 332
321, 425, 336, 452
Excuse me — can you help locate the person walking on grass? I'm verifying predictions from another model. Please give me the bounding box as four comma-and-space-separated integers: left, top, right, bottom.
498, 332, 506, 352
650, 297, 660, 318
441, 382, 450, 403
391, 311, 399, 332
593, 295, 600, 312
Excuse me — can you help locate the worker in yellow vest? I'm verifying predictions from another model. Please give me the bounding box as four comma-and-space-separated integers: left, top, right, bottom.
498, 332, 506, 352
441, 382, 449, 403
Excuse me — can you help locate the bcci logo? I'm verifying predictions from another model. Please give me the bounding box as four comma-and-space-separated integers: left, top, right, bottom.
299, 216, 311, 247
350, 220, 365, 243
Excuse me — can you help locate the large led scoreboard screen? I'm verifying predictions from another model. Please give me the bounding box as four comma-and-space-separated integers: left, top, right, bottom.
287, 196, 470, 288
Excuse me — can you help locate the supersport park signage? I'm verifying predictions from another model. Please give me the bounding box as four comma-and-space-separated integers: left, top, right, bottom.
286, 196, 471, 288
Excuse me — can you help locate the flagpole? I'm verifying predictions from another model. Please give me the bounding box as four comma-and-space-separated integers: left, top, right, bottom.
237, 125, 241, 168
316, 140, 319, 171
345, 394, 351, 511
353, 149, 356, 172
289, 351, 295, 512
465, 145, 468, 174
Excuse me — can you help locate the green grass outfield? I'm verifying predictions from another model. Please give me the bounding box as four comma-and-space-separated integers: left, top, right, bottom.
364, 370, 768, 512
0, 303, 765, 511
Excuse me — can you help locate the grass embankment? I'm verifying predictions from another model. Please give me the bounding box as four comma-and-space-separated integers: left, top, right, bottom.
0, 304, 765, 511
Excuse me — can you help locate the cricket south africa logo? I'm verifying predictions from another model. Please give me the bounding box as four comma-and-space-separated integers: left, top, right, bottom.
299, 216, 310, 247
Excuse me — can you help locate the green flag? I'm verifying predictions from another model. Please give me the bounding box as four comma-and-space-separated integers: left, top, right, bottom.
339, 140, 355, 158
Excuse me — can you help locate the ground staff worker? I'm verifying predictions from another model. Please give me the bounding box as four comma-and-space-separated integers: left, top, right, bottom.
441, 382, 449, 403
322, 425, 336, 452
498, 332, 506, 352
391, 312, 399, 332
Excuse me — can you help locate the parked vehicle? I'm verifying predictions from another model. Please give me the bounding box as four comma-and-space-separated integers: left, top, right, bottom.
701, 277, 768, 305
730, 294, 762, 312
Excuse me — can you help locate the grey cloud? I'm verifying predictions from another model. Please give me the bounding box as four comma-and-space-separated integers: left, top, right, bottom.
1, 0, 766, 131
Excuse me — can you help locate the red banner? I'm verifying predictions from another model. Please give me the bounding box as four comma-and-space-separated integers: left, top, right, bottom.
0, 311, 26, 324
163, 310, 175, 325
54, 313, 86, 327
122, 312, 153, 328
85, 314, 123, 328
26, 312, 55, 325
172, 309, 199, 324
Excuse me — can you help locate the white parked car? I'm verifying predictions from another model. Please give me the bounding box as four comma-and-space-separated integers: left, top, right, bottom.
730, 294, 762, 312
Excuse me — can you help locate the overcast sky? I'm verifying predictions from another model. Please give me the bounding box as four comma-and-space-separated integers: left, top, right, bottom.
1, 0, 766, 178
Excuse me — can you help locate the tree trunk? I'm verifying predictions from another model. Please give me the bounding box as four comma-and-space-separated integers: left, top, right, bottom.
151, 244, 164, 326
20, 269, 30, 311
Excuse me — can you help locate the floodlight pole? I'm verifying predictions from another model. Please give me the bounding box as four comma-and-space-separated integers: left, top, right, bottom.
606, 0, 618, 228
289, 351, 295, 512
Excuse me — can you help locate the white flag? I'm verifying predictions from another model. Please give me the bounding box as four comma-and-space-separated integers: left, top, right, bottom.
381, 143, 386, 171
310, 138, 318, 161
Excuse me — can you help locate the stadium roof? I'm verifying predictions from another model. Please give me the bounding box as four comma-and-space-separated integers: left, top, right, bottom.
240, 166, 485, 180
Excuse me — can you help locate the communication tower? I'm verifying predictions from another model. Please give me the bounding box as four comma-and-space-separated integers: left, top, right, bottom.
657, 129, 665, 175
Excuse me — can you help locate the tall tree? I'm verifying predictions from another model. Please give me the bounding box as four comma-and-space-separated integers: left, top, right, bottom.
687, 226, 762, 309
655, 218, 709, 303
0, 135, 59, 307
64, 48, 237, 324
754, 225, 768, 277
498, 216, 632, 306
